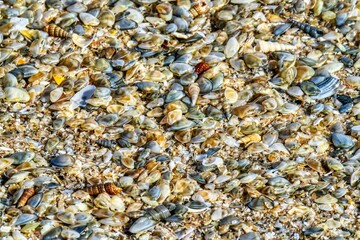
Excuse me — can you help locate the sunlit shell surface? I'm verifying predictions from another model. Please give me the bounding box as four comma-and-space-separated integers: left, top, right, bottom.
0, 0, 359, 239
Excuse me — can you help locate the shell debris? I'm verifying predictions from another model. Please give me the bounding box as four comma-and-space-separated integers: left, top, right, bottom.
0, 0, 359, 239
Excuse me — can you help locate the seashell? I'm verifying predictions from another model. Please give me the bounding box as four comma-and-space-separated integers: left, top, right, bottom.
97, 113, 119, 126
57, 212, 76, 225
168, 119, 196, 131
165, 23, 178, 33
331, 133, 354, 149
0, 158, 13, 172
255, 40, 296, 53
303, 227, 323, 237
61, 229, 80, 239
326, 158, 344, 171
17, 187, 35, 207
10, 151, 35, 165
71, 34, 93, 48
189, 0, 210, 18
50, 155, 75, 167
225, 36, 240, 58
273, 23, 291, 36
219, 215, 241, 226
175, 129, 192, 143
79, 13, 100, 26
170, 63, 193, 76
50, 87, 63, 103
0, 48, 13, 63
288, 18, 324, 38
197, 78, 213, 94
315, 194, 338, 204
84, 182, 121, 195
96, 139, 117, 148
99, 10, 115, 27
350, 170, 360, 186
174, 17, 189, 32
166, 109, 183, 125
239, 232, 261, 240
4, 87, 30, 103
239, 173, 258, 184
44, 24, 71, 38
194, 62, 210, 75
27, 193, 43, 208
224, 87, 238, 104
248, 196, 274, 210
300, 80, 321, 96
70, 85, 96, 109
116, 18, 138, 30
336, 12, 348, 27
146, 205, 171, 221
14, 214, 37, 226
310, 77, 340, 100
5, 171, 30, 185
129, 217, 156, 234
165, 90, 185, 103
75, 213, 94, 225
187, 201, 209, 213
188, 83, 200, 106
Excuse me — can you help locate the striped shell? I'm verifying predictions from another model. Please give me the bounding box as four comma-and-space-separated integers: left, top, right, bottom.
194, 62, 210, 75
17, 187, 35, 207
84, 182, 121, 195
188, 83, 200, 106
255, 40, 296, 53
44, 24, 71, 38
189, 0, 210, 18
288, 19, 324, 38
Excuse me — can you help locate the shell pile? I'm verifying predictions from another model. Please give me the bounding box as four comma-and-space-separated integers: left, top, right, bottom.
0, 0, 359, 239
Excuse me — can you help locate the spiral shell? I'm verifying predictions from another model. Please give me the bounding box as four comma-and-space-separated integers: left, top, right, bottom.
194, 62, 210, 75
255, 40, 296, 53
17, 187, 35, 207
44, 24, 71, 38
288, 19, 324, 38
84, 182, 121, 195
146, 205, 172, 221
189, 0, 210, 18
95, 139, 117, 148
188, 83, 200, 106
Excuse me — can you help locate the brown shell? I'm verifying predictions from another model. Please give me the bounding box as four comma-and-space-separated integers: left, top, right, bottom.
17, 187, 35, 207
85, 182, 121, 195
189, 1, 210, 18
44, 24, 71, 38
194, 62, 210, 75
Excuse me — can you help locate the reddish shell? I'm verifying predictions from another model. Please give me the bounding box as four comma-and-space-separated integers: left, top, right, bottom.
194, 62, 210, 75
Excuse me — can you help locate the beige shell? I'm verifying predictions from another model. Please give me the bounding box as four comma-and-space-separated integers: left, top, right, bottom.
44, 24, 71, 38
189, 0, 210, 18
255, 40, 296, 53
188, 83, 200, 106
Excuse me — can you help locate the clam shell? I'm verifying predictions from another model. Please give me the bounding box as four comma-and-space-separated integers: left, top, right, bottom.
50, 155, 75, 167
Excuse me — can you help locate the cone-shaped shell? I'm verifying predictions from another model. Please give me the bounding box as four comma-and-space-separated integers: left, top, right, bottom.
255, 40, 296, 53
188, 83, 200, 106
44, 24, 71, 38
